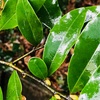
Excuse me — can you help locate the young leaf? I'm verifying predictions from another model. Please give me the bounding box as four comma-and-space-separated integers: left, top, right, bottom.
28, 57, 48, 79
17, 0, 43, 46
43, 7, 86, 75
6, 71, 22, 100
79, 65, 100, 100
0, 87, 3, 100
29, 0, 46, 12
37, 0, 62, 28
68, 16, 100, 93
0, 0, 18, 30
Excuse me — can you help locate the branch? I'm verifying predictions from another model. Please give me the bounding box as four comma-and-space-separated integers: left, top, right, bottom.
12, 46, 44, 64
0, 60, 70, 100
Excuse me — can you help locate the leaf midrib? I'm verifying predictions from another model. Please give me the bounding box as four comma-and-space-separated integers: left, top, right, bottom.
6, 73, 20, 100
0, 0, 18, 30
71, 38, 99, 93
22, 0, 37, 43
49, 10, 84, 72
0, 13, 16, 30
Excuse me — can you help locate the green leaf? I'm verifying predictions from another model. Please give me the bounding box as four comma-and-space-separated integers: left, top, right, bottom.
0, 87, 3, 100
50, 96, 57, 100
28, 57, 48, 79
17, 0, 43, 45
85, 6, 100, 22
37, 0, 62, 28
43, 7, 86, 75
0, 0, 18, 30
6, 71, 22, 100
68, 16, 100, 93
29, 0, 46, 12
79, 65, 100, 100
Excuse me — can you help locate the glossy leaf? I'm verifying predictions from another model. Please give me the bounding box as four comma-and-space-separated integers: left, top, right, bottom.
0, 87, 3, 100
68, 16, 100, 93
28, 57, 48, 79
37, 0, 62, 28
0, 0, 18, 30
43, 8, 86, 75
85, 6, 100, 22
17, 0, 43, 45
79, 65, 100, 100
29, 0, 46, 12
6, 71, 22, 100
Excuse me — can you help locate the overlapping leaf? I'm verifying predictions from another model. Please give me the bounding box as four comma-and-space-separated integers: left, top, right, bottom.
37, 0, 62, 28
17, 0, 43, 46
29, 0, 46, 12
68, 15, 100, 93
43, 8, 86, 75
6, 71, 22, 100
0, 0, 18, 30
28, 57, 48, 79
79, 65, 100, 100
85, 6, 100, 22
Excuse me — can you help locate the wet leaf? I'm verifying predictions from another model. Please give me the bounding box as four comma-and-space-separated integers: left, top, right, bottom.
68, 16, 100, 93
79, 65, 100, 100
0, 0, 18, 30
29, 0, 46, 12
6, 71, 22, 100
28, 57, 48, 79
17, 0, 43, 45
85, 6, 100, 22
0, 87, 3, 100
43, 7, 86, 75
37, 0, 62, 28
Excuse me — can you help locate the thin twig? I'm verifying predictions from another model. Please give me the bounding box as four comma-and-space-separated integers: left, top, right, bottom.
12, 46, 44, 64
0, 45, 69, 99
0, 60, 24, 73
0, 60, 69, 100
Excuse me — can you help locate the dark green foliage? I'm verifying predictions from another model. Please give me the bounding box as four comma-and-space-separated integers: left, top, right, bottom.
0, 0, 100, 99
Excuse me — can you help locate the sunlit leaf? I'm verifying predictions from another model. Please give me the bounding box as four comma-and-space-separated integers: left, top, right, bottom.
17, 0, 43, 45
85, 6, 100, 22
43, 7, 86, 75
0, 87, 3, 100
68, 15, 100, 93
0, 0, 18, 30
28, 57, 48, 79
79, 65, 100, 100
6, 71, 22, 100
